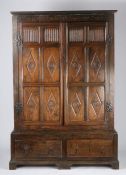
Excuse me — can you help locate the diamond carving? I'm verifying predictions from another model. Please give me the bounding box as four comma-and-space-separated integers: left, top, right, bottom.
26, 92, 37, 120
27, 51, 37, 74
27, 93, 37, 109
47, 92, 56, 115
47, 55, 56, 78
71, 93, 81, 116
91, 52, 101, 77
70, 52, 81, 79
91, 91, 102, 117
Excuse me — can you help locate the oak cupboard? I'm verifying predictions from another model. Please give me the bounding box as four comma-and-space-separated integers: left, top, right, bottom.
10, 11, 119, 169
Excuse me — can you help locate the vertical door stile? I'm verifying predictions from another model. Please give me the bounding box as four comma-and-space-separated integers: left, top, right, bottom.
64, 23, 68, 125
40, 47, 44, 123
40, 25, 44, 122
84, 32, 87, 121
85, 26, 89, 123
18, 22, 23, 123
60, 23, 65, 126
105, 22, 109, 124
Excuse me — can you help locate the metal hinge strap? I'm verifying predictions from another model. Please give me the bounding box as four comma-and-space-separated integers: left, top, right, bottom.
106, 102, 113, 112
106, 34, 112, 45
16, 33, 22, 46
15, 103, 23, 114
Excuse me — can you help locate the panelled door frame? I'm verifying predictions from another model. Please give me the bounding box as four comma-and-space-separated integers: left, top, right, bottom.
18, 21, 64, 129
64, 21, 111, 129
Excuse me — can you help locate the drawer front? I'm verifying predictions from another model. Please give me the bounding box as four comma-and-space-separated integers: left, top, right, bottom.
67, 139, 113, 158
15, 139, 62, 159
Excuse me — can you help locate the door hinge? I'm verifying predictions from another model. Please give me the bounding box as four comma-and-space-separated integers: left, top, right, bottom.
106, 102, 113, 112
15, 103, 23, 114
16, 33, 22, 46
106, 34, 112, 45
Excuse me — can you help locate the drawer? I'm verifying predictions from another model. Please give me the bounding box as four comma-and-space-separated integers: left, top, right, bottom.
15, 138, 62, 159
67, 139, 113, 158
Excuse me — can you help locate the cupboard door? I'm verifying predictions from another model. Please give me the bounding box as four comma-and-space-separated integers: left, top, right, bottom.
65, 45, 85, 125
41, 45, 62, 125
65, 23, 107, 127
19, 24, 62, 129
86, 44, 106, 126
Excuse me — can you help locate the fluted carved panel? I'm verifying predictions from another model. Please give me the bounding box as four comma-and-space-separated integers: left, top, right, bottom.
44, 27, 59, 42
69, 28, 83, 42
88, 26, 105, 42
23, 27, 39, 43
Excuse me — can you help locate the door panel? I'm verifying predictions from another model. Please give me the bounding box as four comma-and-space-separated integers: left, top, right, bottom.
88, 45, 105, 82
87, 86, 105, 122
88, 24, 105, 42
43, 47, 60, 82
23, 47, 39, 82
68, 46, 84, 82
23, 87, 40, 121
66, 87, 84, 124
41, 87, 60, 125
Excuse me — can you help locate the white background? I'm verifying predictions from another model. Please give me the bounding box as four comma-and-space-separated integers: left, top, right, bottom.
0, 0, 126, 174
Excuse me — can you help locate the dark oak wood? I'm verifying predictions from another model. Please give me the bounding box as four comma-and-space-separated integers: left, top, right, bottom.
10, 10, 119, 170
